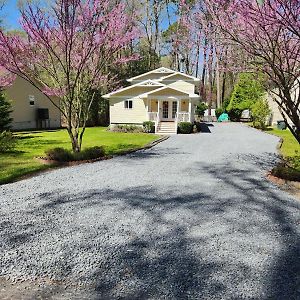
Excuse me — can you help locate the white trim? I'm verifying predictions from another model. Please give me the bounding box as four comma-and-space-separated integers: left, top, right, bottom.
148, 96, 189, 100
108, 95, 200, 101
161, 79, 198, 82
159, 72, 200, 82
140, 85, 200, 98
127, 67, 176, 82
188, 100, 192, 122
108, 96, 144, 100
102, 79, 164, 98
143, 86, 189, 97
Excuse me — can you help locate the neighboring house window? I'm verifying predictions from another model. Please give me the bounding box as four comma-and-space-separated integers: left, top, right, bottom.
124, 100, 133, 109
29, 95, 35, 106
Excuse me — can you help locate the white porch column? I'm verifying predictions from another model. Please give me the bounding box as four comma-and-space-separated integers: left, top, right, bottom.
146, 98, 149, 120
158, 100, 161, 121
188, 99, 192, 122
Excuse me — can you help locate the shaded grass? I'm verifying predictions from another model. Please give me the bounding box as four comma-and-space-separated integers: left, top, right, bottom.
0, 127, 158, 185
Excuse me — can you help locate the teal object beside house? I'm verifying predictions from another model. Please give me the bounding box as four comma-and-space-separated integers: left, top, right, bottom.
218, 113, 229, 122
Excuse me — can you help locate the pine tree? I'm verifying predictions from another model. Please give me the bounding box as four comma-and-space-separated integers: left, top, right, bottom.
0, 91, 13, 131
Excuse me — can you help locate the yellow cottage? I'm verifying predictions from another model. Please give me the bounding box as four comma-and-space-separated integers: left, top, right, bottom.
103, 67, 201, 134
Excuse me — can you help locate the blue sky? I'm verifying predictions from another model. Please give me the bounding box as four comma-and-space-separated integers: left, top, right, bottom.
1, 0, 176, 31
1, 0, 20, 29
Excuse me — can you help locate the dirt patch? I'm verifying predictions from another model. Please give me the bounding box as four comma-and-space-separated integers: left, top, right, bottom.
0, 277, 68, 300
267, 173, 300, 200
36, 154, 112, 166
0, 277, 94, 300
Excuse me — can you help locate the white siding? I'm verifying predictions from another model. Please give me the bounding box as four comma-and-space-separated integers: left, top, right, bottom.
266, 92, 291, 125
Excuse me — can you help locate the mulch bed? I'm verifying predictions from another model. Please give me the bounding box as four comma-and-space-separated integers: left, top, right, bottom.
36, 135, 169, 167
267, 173, 300, 200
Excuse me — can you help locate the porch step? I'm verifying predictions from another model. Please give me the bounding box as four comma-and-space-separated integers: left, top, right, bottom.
156, 122, 177, 135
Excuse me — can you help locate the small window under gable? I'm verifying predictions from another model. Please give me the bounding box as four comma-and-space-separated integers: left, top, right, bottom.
124, 100, 133, 109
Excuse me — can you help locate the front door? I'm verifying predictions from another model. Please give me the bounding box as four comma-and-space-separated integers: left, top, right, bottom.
162, 101, 177, 121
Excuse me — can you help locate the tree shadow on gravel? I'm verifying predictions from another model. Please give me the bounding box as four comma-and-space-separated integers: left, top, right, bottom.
124, 147, 191, 160
1, 155, 300, 299
190, 160, 300, 300
199, 122, 213, 133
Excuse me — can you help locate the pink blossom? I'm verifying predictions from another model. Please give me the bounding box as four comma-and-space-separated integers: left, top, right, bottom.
0, 67, 16, 88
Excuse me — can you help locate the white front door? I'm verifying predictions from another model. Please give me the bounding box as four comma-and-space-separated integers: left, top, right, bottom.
161, 101, 177, 121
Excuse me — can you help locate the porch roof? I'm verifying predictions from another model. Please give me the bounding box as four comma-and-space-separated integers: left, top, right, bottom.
140, 85, 200, 99
102, 80, 164, 98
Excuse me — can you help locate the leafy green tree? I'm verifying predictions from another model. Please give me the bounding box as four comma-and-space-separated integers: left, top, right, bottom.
251, 99, 271, 129
227, 73, 265, 111
0, 91, 12, 131
195, 102, 208, 116
109, 39, 161, 86
86, 89, 110, 127
128, 41, 160, 77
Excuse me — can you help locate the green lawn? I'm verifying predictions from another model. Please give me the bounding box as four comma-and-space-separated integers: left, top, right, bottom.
267, 127, 300, 181
0, 127, 158, 185
267, 127, 299, 157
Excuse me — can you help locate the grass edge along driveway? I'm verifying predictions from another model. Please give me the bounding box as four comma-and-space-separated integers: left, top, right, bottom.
266, 127, 299, 157
266, 127, 300, 179
0, 127, 158, 185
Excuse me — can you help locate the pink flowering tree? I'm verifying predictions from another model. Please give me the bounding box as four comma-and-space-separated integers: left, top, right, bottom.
0, 67, 16, 88
0, 0, 138, 152
205, 0, 300, 143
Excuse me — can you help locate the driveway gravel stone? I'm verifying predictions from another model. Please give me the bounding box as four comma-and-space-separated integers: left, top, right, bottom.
0, 123, 299, 299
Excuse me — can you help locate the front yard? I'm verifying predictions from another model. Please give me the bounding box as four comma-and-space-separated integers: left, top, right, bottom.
0, 127, 158, 185
268, 127, 299, 157
267, 127, 300, 181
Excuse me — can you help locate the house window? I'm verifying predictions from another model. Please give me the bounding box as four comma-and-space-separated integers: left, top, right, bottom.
29, 95, 35, 106
124, 100, 133, 109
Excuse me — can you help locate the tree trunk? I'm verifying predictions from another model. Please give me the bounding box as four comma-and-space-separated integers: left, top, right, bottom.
216, 57, 221, 108
221, 72, 227, 104
279, 108, 300, 144
275, 89, 300, 144
201, 41, 207, 101
195, 44, 200, 78
67, 127, 81, 152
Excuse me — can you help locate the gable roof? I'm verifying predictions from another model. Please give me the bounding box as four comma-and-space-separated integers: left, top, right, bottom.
127, 67, 176, 82
159, 72, 200, 82
140, 85, 200, 98
102, 80, 164, 98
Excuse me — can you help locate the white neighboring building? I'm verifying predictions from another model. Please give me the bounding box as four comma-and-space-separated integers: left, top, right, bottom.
266, 91, 292, 126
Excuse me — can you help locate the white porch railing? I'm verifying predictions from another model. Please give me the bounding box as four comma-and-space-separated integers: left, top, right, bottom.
148, 112, 160, 133
177, 112, 190, 123
148, 111, 191, 134
148, 112, 157, 121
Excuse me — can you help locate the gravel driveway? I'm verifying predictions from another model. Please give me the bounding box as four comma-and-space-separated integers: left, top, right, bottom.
0, 123, 299, 299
